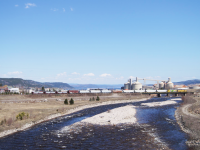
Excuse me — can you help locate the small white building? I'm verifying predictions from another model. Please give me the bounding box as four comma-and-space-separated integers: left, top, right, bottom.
45, 88, 50, 92
23, 88, 35, 93
10, 88, 20, 93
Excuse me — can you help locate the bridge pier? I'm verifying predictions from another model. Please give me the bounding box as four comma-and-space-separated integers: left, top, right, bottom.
175, 93, 178, 97
167, 93, 169, 97
157, 93, 161, 97
184, 93, 186, 96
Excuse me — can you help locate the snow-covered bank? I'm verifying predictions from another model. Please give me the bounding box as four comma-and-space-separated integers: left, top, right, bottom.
81, 105, 137, 125
141, 98, 182, 107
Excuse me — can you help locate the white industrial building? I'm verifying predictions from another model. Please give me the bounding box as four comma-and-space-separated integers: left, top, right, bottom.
9, 88, 20, 93
124, 77, 142, 90
123, 77, 174, 90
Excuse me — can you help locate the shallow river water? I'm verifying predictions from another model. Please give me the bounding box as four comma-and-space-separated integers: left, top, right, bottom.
0, 97, 189, 150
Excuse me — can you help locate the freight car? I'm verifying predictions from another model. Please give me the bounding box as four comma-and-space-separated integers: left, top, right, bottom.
112, 90, 123, 93
123, 90, 134, 93
177, 90, 187, 92
30, 89, 187, 95
46, 92, 56, 94
146, 90, 157, 93
167, 90, 177, 92
68, 90, 79, 94
79, 90, 90, 93
90, 90, 101, 93
135, 90, 145, 93
157, 90, 167, 92
101, 90, 112, 93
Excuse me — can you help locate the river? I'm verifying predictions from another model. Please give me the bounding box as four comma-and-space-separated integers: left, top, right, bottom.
0, 97, 189, 149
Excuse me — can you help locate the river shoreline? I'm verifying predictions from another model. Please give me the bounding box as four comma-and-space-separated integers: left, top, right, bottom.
0, 97, 188, 149
0, 98, 148, 138
175, 96, 200, 148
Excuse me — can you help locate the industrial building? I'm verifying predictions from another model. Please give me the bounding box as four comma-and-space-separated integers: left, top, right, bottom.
123, 77, 142, 90
123, 77, 174, 90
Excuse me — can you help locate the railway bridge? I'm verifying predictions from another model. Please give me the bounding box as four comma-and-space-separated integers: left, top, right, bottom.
142, 92, 192, 97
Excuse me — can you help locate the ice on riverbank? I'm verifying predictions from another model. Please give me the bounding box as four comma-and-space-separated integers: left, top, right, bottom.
141, 98, 182, 107
80, 105, 137, 125
170, 98, 182, 101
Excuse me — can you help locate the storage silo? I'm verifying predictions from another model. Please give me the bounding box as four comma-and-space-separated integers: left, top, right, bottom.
159, 82, 165, 89
166, 78, 174, 89
124, 82, 130, 90
132, 78, 142, 90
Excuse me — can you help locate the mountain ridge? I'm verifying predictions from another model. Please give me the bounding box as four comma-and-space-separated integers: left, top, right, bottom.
0, 78, 73, 89
1, 78, 199, 90
174, 79, 200, 85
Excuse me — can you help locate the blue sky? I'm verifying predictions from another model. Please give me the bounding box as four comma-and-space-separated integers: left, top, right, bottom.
0, 0, 199, 84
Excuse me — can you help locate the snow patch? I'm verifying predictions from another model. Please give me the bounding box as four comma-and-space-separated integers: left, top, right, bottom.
81, 105, 137, 125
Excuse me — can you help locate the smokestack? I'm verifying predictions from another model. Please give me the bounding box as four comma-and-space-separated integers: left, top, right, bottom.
130, 78, 132, 90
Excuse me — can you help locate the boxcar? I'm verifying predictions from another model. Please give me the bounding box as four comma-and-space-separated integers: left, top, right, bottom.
157, 90, 167, 93
146, 90, 156, 93
123, 90, 134, 93
167, 90, 177, 92
90, 90, 101, 93
101, 90, 112, 93
68, 90, 79, 94
177, 90, 187, 92
79, 90, 90, 93
112, 90, 122, 93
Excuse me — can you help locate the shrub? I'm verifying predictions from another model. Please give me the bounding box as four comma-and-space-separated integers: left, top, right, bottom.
92, 97, 95, 101
64, 99, 68, 105
16, 112, 29, 120
0, 119, 6, 125
69, 98, 74, 105
96, 96, 100, 101
89, 98, 92, 101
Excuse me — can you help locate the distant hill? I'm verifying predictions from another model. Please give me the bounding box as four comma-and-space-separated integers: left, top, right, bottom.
174, 79, 200, 85
69, 84, 123, 90
1, 78, 199, 90
0, 78, 73, 89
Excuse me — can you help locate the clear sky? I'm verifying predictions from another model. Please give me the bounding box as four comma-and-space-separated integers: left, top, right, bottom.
0, 0, 200, 84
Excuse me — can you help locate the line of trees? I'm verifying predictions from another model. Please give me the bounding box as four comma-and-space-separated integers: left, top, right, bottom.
89, 96, 100, 101
64, 96, 100, 105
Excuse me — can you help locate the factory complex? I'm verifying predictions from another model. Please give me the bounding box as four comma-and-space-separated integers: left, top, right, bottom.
123, 77, 176, 90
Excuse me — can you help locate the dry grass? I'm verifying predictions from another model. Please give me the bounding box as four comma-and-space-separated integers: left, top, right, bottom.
0, 93, 148, 133
177, 95, 200, 138
187, 96, 200, 115
181, 96, 196, 105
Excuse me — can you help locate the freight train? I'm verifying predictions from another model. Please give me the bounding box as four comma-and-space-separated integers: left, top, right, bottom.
31, 89, 187, 94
